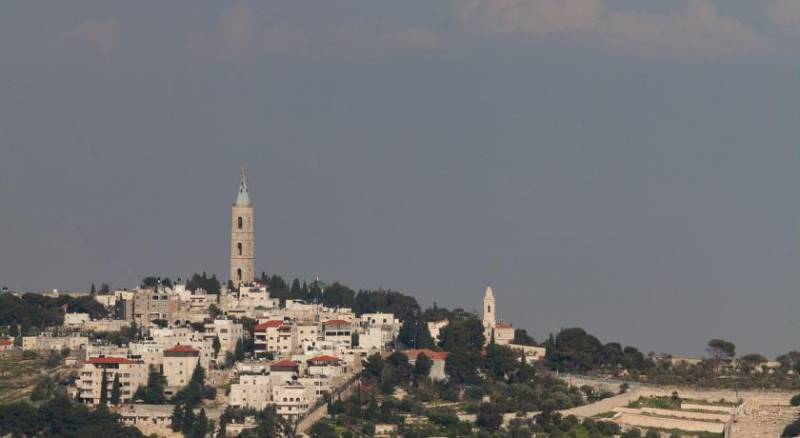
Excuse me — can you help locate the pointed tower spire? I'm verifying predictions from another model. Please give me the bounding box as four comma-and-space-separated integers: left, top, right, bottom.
231, 166, 255, 286
235, 166, 252, 206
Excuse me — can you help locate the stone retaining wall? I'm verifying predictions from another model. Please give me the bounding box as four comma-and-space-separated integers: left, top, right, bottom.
613, 406, 730, 423
614, 412, 726, 433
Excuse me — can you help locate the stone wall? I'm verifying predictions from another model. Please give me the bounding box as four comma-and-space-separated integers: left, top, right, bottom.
681, 402, 733, 414
614, 412, 726, 433
613, 406, 730, 423
296, 375, 360, 434
559, 389, 641, 418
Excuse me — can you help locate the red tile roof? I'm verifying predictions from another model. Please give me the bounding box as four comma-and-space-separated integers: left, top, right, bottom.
164, 345, 199, 354
308, 355, 340, 365
496, 322, 513, 329
404, 349, 449, 361
271, 359, 299, 370
86, 357, 135, 365
323, 319, 350, 326
255, 320, 284, 331
0, 339, 13, 346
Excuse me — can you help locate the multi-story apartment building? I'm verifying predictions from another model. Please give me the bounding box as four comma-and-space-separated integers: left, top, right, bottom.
272, 381, 315, 421
163, 345, 200, 388
322, 320, 352, 348
254, 320, 297, 357
229, 374, 273, 410
204, 318, 244, 356
128, 341, 165, 368
133, 288, 179, 326
78, 357, 147, 405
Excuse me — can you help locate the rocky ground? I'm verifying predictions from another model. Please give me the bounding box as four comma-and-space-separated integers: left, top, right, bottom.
733, 402, 799, 437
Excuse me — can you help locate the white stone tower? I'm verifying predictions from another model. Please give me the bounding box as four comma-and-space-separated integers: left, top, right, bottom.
230, 168, 255, 286
482, 285, 496, 330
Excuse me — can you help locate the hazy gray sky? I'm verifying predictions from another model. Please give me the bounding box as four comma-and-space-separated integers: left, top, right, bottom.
2, 0, 799, 357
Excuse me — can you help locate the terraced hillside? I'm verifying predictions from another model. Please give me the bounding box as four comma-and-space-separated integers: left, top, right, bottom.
0, 351, 71, 404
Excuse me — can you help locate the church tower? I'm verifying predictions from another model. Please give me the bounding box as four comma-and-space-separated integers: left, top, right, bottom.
230, 168, 255, 286
482, 285, 496, 330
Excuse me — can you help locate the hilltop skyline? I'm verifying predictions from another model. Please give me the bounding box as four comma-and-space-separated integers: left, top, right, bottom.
2, 1, 800, 358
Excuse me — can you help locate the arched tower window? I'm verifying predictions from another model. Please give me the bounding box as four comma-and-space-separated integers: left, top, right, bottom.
237, 242, 243, 256
238, 217, 243, 229
487, 305, 491, 313
237, 268, 242, 282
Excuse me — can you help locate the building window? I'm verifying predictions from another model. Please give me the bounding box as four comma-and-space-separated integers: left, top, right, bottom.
237, 242, 243, 256
237, 268, 242, 281
238, 217, 243, 229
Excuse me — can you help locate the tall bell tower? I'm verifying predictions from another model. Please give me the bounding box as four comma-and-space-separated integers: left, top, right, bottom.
483, 285, 496, 330
230, 167, 255, 286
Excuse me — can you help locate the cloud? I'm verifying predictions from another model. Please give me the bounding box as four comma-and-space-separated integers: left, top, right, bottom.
767, 0, 800, 33
597, 0, 776, 58
453, 0, 604, 36
382, 28, 445, 52
72, 19, 120, 54
187, 3, 262, 60
453, 0, 776, 59
188, 3, 445, 62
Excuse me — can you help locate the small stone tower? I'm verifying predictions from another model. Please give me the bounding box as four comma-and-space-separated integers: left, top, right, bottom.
482, 285, 496, 330
230, 168, 255, 286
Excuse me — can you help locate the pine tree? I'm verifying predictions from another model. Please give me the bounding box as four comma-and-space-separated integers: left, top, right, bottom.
98, 370, 109, 405
290, 279, 301, 298
110, 373, 121, 405
90, 283, 97, 295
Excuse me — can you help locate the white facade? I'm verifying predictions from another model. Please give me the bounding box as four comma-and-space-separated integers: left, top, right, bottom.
204, 318, 244, 356
427, 320, 449, 343
230, 374, 273, 410
483, 285, 496, 330
64, 313, 90, 327
163, 345, 201, 388
78, 357, 147, 405
23, 335, 89, 351
128, 342, 165, 367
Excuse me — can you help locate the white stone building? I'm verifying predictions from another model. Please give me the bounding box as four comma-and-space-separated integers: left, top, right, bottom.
482, 285, 515, 346
322, 320, 352, 348
204, 318, 244, 356
229, 374, 273, 410
404, 349, 449, 381
427, 319, 449, 343
163, 345, 201, 388
23, 335, 89, 351
78, 357, 147, 405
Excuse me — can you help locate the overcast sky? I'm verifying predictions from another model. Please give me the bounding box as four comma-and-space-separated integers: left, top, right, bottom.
2, 0, 799, 357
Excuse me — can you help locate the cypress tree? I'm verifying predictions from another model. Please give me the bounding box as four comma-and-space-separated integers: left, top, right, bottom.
171, 403, 184, 432
110, 373, 121, 405
191, 408, 208, 438
234, 338, 245, 361
212, 336, 221, 358
182, 404, 195, 435
98, 370, 108, 406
